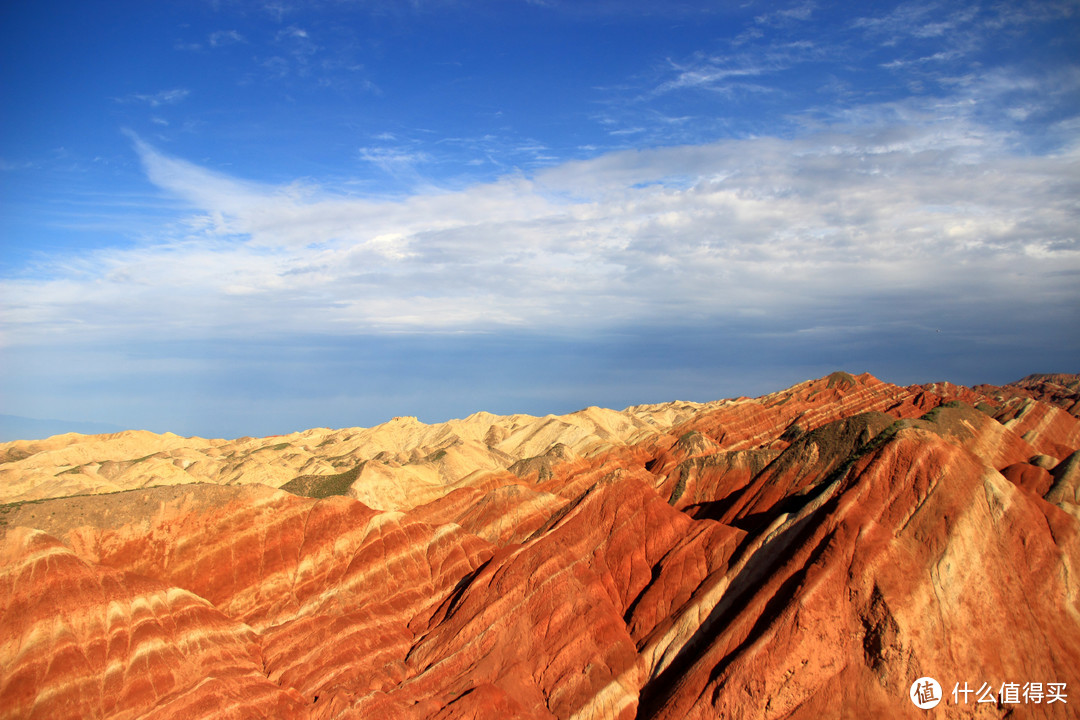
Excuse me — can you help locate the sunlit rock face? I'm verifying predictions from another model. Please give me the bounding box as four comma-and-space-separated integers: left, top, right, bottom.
2, 373, 1079, 719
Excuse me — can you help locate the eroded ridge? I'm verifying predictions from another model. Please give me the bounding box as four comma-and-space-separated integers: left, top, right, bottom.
2, 372, 1078, 719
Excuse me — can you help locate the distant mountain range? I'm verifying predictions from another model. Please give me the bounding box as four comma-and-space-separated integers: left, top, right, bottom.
0, 414, 125, 443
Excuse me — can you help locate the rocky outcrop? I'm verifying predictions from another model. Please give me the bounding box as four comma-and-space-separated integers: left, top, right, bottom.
640, 425, 1080, 720
1, 372, 1078, 719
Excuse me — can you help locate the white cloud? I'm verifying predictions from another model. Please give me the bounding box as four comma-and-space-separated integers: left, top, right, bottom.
852, 0, 1075, 50
755, 1, 816, 26
357, 145, 433, 175
880, 50, 962, 69
2, 98, 1078, 349
650, 40, 824, 98
261, 1, 292, 22
209, 29, 246, 46
119, 89, 191, 107
658, 63, 766, 93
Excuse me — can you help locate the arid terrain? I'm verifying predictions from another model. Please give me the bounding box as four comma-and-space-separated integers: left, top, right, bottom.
2, 371, 1078, 719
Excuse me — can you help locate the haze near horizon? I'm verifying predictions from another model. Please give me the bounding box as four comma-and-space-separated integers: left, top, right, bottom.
1, 0, 1078, 439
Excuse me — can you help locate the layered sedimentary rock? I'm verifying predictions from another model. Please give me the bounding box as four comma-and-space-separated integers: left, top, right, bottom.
0, 524, 309, 720
2, 372, 1079, 719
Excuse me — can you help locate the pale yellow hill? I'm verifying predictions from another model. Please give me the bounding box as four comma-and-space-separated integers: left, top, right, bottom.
0, 401, 719, 508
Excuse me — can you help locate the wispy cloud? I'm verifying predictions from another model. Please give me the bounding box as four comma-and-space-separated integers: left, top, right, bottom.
174, 15, 369, 91
0, 158, 38, 171
851, 1, 978, 40
209, 29, 246, 46
118, 89, 191, 107
646, 37, 825, 101
754, 1, 816, 27
357, 144, 433, 177
261, 1, 293, 22
880, 50, 963, 69
278, 26, 308, 40
655, 58, 768, 94
851, 0, 1076, 51
3, 93, 1077, 350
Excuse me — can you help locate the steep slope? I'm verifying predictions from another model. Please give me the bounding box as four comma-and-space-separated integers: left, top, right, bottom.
0, 524, 309, 720
1, 371, 1077, 719
640, 424, 1080, 719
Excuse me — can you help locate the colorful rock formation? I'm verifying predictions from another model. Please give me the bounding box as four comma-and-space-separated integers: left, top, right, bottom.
2, 372, 1078, 718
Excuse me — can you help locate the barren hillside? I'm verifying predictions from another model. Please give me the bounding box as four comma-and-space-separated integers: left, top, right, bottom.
2, 372, 1078, 719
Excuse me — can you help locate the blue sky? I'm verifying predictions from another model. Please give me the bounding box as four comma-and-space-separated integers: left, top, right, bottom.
1, 0, 1078, 439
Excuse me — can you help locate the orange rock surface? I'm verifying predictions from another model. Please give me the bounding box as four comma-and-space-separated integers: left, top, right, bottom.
2, 372, 1079, 719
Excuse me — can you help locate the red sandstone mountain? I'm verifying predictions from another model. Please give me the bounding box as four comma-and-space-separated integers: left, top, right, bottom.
2, 372, 1078, 719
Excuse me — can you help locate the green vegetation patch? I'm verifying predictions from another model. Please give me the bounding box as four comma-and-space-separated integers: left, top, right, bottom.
669, 470, 687, 506
780, 423, 806, 442
920, 399, 971, 424
280, 464, 364, 499
1, 448, 32, 464
810, 416, 926, 492
825, 371, 858, 389
0, 485, 178, 527
0, 497, 46, 526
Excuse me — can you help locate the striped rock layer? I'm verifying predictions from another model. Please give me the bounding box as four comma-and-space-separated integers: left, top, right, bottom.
2, 372, 1079, 719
